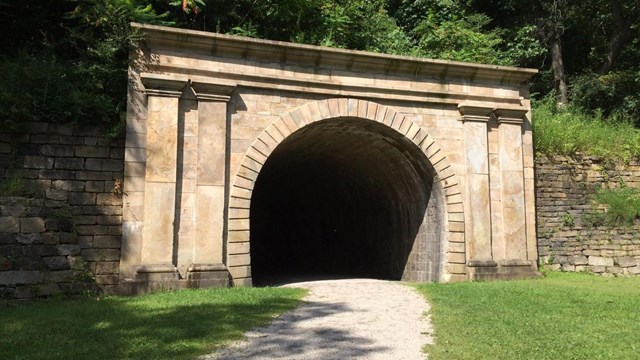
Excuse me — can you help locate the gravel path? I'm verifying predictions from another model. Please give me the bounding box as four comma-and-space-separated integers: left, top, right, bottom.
202, 278, 433, 360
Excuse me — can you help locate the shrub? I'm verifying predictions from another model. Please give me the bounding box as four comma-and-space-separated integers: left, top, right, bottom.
590, 185, 640, 225
532, 97, 640, 163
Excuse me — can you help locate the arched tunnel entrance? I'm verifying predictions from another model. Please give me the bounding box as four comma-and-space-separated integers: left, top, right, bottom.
250, 117, 444, 284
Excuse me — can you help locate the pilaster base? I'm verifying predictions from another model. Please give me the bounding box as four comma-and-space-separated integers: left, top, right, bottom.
117, 263, 230, 295
186, 264, 229, 287
468, 259, 540, 281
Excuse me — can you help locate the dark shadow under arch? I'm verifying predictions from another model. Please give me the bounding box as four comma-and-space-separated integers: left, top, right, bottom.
250, 117, 443, 284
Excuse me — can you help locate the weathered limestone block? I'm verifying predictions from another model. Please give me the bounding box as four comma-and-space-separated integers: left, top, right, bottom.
0, 270, 42, 285
616, 256, 637, 268
561, 264, 575, 272
57, 244, 81, 256
43, 270, 75, 283
568, 255, 588, 265
588, 256, 614, 267
43, 256, 71, 271
628, 266, 640, 275
552, 255, 568, 265
16, 233, 42, 245
0, 217, 19, 233
546, 264, 561, 271
608, 266, 623, 275
20, 217, 46, 233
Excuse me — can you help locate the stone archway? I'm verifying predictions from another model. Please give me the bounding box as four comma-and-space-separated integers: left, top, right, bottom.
226, 98, 464, 286
118, 23, 540, 294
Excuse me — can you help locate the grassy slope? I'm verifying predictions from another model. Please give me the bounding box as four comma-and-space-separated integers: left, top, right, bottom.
532, 101, 640, 163
0, 287, 306, 360
417, 272, 640, 359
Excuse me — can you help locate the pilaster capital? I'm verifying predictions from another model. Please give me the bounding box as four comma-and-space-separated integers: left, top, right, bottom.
190, 80, 236, 102
493, 106, 528, 125
457, 102, 493, 122
140, 73, 187, 98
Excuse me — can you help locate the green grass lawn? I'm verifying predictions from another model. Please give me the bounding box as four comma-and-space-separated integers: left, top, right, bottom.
416, 271, 640, 360
0, 287, 306, 360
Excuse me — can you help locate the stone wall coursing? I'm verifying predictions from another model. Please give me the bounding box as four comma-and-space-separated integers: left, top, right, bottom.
536, 155, 640, 276
0, 122, 124, 299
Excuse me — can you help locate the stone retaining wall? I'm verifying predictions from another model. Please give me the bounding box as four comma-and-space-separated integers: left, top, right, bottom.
536, 156, 640, 276
0, 123, 124, 300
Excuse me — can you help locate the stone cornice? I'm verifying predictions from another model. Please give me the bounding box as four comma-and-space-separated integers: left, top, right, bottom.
190, 80, 235, 102
131, 22, 537, 85
458, 102, 529, 124
458, 102, 493, 122
493, 107, 529, 125
140, 73, 185, 98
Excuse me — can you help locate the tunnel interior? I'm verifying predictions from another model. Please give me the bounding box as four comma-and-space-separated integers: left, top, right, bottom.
249, 117, 443, 284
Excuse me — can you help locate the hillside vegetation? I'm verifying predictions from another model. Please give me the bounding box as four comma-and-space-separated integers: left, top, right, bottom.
1, 1, 639, 155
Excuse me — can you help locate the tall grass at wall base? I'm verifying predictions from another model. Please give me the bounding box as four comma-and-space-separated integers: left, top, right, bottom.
532, 99, 640, 164
586, 185, 640, 226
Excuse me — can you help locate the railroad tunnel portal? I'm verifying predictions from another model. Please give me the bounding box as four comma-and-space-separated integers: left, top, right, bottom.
250, 118, 444, 283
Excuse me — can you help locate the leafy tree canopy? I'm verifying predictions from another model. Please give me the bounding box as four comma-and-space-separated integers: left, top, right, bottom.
1, 0, 639, 132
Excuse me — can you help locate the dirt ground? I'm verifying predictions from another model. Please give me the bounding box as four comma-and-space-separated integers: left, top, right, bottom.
202, 278, 433, 360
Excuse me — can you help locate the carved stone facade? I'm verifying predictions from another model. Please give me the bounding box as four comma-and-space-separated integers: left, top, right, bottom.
120, 23, 539, 292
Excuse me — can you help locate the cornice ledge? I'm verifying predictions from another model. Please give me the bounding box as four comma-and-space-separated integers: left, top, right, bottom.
493, 106, 528, 125
131, 22, 538, 84
457, 101, 493, 122
140, 73, 188, 98
190, 79, 236, 102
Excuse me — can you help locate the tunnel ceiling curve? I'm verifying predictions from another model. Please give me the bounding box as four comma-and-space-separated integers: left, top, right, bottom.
250, 117, 439, 282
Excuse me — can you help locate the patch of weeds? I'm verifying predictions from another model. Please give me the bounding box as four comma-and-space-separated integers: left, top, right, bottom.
48, 207, 75, 232
541, 227, 556, 239
582, 211, 605, 228
72, 257, 96, 283
0, 144, 29, 197
561, 212, 575, 227
591, 184, 640, 225
538, 255, 554, 267
578, 181, 588, 192
0, 171, 26, 196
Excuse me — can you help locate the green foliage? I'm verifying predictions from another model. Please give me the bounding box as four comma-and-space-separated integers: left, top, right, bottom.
413, 13, 508, 64
560, 212, 575, 227
0, 51, 115, 131
570, 70, 640, 125
312, 0, 412, 54
501, 25, 546, 66
532, 97, 640, 163
0, 172, 26, 197
0, 0, 169, 133
590, 185, 640, 225
0, 287, 306, 359
1, 0, 639, 131
417, 272, 640, 359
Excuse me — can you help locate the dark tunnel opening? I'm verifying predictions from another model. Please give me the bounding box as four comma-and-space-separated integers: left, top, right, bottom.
250, 117, 440, 284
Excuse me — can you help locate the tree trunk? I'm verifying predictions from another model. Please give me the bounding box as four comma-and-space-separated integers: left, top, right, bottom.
599, 0, 640, 74
551, 36, 568, 104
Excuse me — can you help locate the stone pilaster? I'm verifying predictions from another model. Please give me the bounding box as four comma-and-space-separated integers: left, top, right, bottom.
458, 103, 493, 266
136, 75, 185, 281
189, 81, 235, 283
494, 107, 529, 262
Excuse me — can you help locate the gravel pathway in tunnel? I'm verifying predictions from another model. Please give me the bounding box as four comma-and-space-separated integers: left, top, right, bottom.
202, 278, 434, 360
